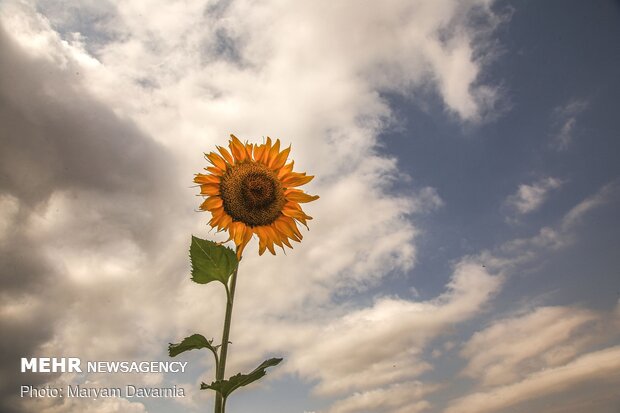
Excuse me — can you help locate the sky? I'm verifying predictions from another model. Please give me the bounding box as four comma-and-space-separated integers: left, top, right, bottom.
1, 1, 619, 413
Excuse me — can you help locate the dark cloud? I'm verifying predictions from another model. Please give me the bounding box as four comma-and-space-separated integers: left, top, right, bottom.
0, 22, 177, 412
0, 26, 172, 206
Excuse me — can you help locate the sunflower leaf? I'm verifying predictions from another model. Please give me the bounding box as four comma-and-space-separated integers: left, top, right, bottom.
190, 236, 238, 285
168, 334, 217, 358
200, 357, 283, 398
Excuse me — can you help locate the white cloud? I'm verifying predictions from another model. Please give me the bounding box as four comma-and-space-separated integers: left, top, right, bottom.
412, 187, 445, 213
476, 180, 618, 278
550, 98, 588, 151
504, 177, 563, 216
460, 306, 601, 386
7, 0, 503, 130
551, 99, 589, 151
327, 381, 438, 413
429, 183, 620, 411
561, 180, 618, 230
224, 259, 503, 413
22, 396, 147, 413
446, 345, 620, 413
449, 228, 620, 413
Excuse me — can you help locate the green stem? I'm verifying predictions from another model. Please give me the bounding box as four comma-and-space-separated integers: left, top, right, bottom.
212, 349, 220, 380
214, 263, 239, 413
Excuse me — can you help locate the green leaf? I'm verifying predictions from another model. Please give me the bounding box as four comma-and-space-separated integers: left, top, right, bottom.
168, 334, 217, 358
201, 357, 283, 398
190, 236, 238, 285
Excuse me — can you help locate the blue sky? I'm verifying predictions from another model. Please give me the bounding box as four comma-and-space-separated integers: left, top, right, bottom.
1, 1, 619, 413
382, 0, 620, 307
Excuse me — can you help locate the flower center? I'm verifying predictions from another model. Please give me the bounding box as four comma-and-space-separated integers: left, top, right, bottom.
220, 162, 285, 227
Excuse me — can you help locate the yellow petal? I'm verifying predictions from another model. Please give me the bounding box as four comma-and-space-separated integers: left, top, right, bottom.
194, 173, 220, 184
274, 216, 295, 239
244, 142, 254, 160
208, 215, 219, 228
285, 189, 319, 203
282, 173, 314, 187
259, 137, 272, 164
282, 207, 312, 229
208, 207, 226, 228
200, 196, 223, 211
206, 166, 224, 176
200, 183, 220, 196
271, 145, 291, 171
236, 227, 253, 259
233, 223, 248, 248
278, 230, 293, 248
206, 152, 227, 171
255, 226, 277, 255
277, 161, 295, 179
265, 225, 283, 249
217, 145, 234, 165
276, 216, 303, 241
209, 210, 227, 231
229, 134, 247, 162
255, 227, 268, 255
253, 144, 267, 163
219, 213, 232, 230
266, 139, 281, 168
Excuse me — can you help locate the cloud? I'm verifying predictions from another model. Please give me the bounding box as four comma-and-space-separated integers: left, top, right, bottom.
21, 396, 147, 413
222, 259, 503, 413
263, 184, 617, 413
449, 206, 620, 413
0, 1, 506, 412
17, 0, 503, 128
550, 98, 589, 151
504, 177, 563, 216
0, 22, 173, 207
446, 345, 620, 413
0, 15, 183, 412
479, 180, 617, 276
460, 306, 602, 386
0, 1, 615, 409
560, 180, 618, 230
326, 381, 438, 413
298, 261, 501, 397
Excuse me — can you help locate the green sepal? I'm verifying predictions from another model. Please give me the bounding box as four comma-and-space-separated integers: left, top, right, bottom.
168, 334, 217, 358
190, 236, 238, 285
200, 357, 283, 398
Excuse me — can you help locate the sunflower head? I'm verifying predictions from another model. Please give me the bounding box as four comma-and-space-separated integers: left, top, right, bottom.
195, 134, 319, 258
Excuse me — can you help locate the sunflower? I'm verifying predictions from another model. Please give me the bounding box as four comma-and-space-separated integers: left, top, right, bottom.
195, 134, 319, 258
